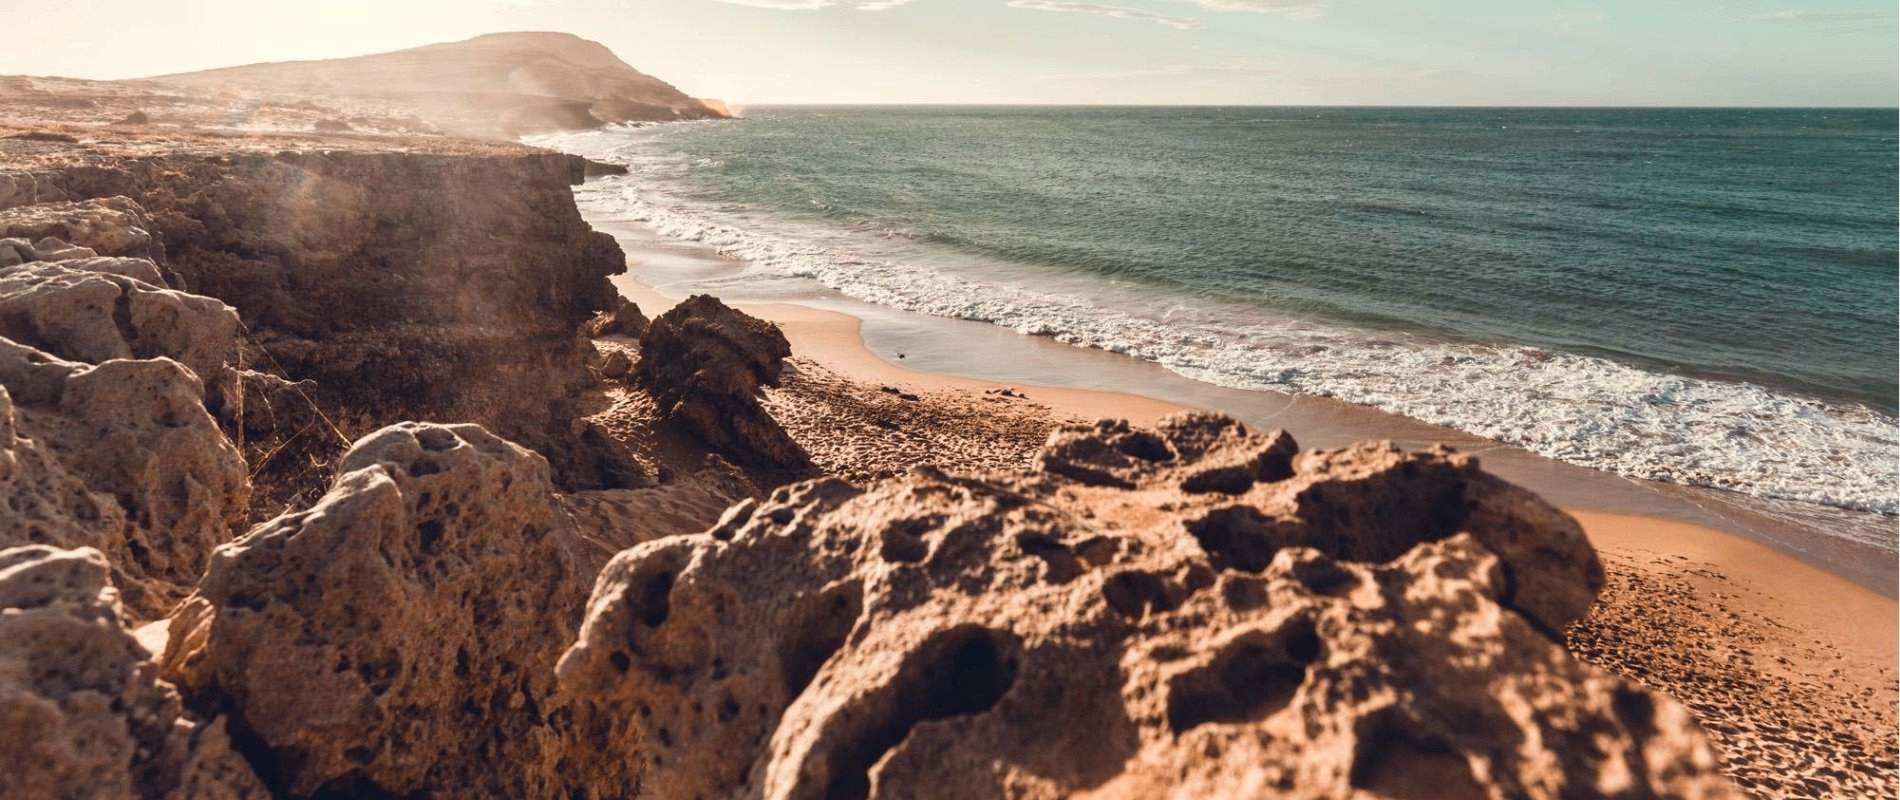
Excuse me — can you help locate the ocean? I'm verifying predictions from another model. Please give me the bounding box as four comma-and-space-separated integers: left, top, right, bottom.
534, 106, 1899, 534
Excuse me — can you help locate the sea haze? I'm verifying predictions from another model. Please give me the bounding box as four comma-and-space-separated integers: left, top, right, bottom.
535, 106, 1900, 525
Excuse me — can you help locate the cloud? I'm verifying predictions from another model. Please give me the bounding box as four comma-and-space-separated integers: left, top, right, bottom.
1005, 0, 1199, 29
1179, 0, 1326, 18
704, 0, 915, 9
1037, 60, 1275, 80
1743, 9, 1894, 29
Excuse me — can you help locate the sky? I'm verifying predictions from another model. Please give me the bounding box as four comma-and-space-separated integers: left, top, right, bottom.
0, 0, 1893, 106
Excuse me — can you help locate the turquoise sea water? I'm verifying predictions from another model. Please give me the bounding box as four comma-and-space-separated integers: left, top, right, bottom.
536, 107, 1900, 523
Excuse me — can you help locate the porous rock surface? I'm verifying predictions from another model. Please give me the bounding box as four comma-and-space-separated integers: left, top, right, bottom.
638, 294, 812, 473
161, 422, 635, 798
559, 413, 1732, 799
0, 260, 238, 388
0, 338, 248, 619
0, 544, 266, 800
0, 196, 161, 260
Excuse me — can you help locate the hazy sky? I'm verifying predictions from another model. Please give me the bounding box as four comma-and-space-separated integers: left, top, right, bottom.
1, 0, 1893, 106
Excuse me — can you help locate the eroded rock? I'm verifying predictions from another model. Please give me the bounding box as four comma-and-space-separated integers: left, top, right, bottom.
0, 545, 266, 800
0, 196, 159, 260
0, 339, 248, 618
0, 261, 238, 386
558, 413, 1729, 799
587, 296, 648, 339
161, 422, 634, 798
638, 294, 811, 473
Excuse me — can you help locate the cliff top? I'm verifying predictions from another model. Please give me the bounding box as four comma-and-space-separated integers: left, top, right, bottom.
0, 75, 548, 170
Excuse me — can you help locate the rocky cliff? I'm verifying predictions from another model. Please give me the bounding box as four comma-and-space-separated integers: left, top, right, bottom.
3, 124, 640, 502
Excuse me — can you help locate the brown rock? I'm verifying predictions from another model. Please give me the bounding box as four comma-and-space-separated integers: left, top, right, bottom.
0, 386, 126, 585
1041, 414, 1602, 632
0, 261, 238, 386
0, 338, 248, 618
0, 544, 267, 800
583, 158, 630, 178
0, 237, 30, 266
161, 422, 633, 798
599, 347, 633, 380
587, 296, 648, 339
638, 294, 812, 472
30, 236, 97, 261
40, 255, 168, 285
0, 196, 159, 260
559, 414, 1732, 799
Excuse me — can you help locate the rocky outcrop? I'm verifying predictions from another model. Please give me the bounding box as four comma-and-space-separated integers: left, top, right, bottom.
0, 260, 238, 389
558, 413, 1729, 799
638, 295, 812, 473
1041, 416, 1601, 632
0, 223, 252, 618
0, 196, 160, 260
7, 147, 632, 488
0, 337, 248, 619
588, 295, 648, 339
0, 544, 266, 800
161, 422, 632, 798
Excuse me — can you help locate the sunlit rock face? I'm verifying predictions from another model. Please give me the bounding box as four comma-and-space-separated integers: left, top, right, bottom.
8, 147, 632, 487
638, 294, 813, 474
0, 545, 268, 800
161, 421, 638, 798
559, 413, 1731, 800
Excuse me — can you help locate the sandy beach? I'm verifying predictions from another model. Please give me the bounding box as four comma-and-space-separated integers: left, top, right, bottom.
618, 259, 1899, 799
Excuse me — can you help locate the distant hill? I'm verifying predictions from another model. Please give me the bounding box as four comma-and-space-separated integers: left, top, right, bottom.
149, 32, 728, 138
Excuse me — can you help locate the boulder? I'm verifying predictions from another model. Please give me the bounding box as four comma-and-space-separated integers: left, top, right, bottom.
0, 545, 267, 800
30, 236, 97, 261
0, 237, 30, 267
41, 255, 168, 285
558, 414, 1731, 799
599, 347, 633, 380
0, 383, 125, 572
0, 338, 249, 618
0, 196, 159, 260
1040, 414, 1602, 632
161, 422, 634, 798
587, 296, 648, 339
0, 261, 238, 386
638, 294, 811, 472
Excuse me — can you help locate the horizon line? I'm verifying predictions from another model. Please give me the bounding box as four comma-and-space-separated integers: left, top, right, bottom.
723, 102, 1900, 111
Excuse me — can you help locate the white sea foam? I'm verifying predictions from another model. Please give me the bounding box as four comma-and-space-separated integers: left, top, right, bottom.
534, 128, 1900, 522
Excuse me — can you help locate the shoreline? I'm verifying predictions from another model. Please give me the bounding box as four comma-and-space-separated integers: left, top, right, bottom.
595, 215, 1898, 595
619, 275, 1897, 641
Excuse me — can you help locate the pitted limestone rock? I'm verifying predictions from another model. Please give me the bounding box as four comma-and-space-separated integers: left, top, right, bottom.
161, 422, 635, 798
0, 545, 266, 800
0, 338, 248, 618
557, 413, 1727, 800
0, 261, 238, 386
